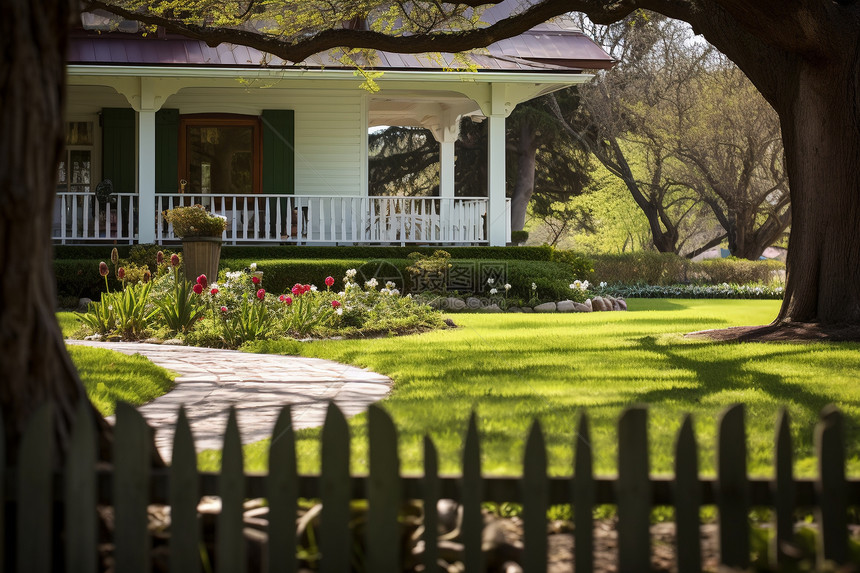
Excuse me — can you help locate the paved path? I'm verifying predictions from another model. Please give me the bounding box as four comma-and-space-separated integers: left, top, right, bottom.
66, 340, 392, 460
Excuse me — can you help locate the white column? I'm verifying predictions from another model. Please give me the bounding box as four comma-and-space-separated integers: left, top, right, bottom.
137, 109, 156, 243
487, 114, 507, 246
439, 139, 455, 241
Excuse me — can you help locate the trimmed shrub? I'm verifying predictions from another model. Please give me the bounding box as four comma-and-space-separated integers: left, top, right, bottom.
693, 258, 784, 285
592, 252, 690, 285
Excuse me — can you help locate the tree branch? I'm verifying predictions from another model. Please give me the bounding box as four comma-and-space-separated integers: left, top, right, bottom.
83, 0, 574, 63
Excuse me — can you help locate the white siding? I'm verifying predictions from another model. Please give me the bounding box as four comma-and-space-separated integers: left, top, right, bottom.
162, 87, 367, 197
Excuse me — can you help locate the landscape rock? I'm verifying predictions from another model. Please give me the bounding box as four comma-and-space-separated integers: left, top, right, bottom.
465, 297, 483, 310
573, 302, 591, 312
617, 299, 628, 311
520, 307, 534, 313
143, 337, 163, 344
84, 334, 103, 341
592, 297, 608, 311
556, 300, 576, 313
533, 302, 557, 313
446, 297, 466, 310
163, 338, 185, 346
437, 499, 460, 534
584, 298, 593, 312
482, 304, 503, 313
77, 297, 93, 312
506, 306, 523, 313
610, 297, 622, 311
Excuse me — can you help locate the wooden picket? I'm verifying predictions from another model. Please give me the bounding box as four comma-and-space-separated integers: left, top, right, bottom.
1, 401, 859, 572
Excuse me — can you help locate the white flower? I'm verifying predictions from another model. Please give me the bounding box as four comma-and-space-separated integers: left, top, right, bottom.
310, 284, 318, 292
335, 307, 343, 316
108, 305, 113, 311
504, 283, 511, 291
346, 268, 357, 278
531, 282, 537, 290
599, 281, 607, 288
406, 293, 412, 299
391, 288, 400, 295
250, 263, 257, 271
489, 288, 498, 295
582, 280, 590, 290
226, 271, 243, 280
487, 277, 495, 285
386, 281, 396, 289
365, 278, 378, 289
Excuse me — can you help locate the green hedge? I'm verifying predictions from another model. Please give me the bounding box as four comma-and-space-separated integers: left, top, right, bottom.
54, 244, 556, 261
591, 252, 785, 286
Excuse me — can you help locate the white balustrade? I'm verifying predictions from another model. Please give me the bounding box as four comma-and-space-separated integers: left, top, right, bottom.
52, 192, 496, 245
52, 192, 139, 244
154, 194, 492, 246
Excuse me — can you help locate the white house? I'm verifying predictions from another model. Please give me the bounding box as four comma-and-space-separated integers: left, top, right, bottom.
58, 4, 612, 247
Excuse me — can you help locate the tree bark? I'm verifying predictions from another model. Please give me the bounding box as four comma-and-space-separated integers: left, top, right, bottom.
0, 0, 111, 464
509, 121, 538, 232
776, 60, 860, 324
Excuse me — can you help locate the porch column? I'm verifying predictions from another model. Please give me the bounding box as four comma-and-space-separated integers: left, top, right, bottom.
439, 127, 457, 242
137, 109, 156, 243
487, 113, 507, 246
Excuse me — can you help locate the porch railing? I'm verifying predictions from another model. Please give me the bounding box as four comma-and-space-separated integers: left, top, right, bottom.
156, 194, 507, 245
52, 192, 512, 245
52, 192, 138, 244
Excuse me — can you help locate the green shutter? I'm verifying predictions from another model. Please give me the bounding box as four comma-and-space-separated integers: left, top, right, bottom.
261, 110, 295, 195
101, 108, 136, 194
155, 109, 179, 194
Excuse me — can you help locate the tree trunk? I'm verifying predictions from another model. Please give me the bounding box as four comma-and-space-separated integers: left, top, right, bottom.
777, 59, 860, 325
509, 122, 538, 232
0, 0, 110, 465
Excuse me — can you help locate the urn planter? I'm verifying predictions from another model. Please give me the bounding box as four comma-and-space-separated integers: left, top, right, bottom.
182, 236, 222, 284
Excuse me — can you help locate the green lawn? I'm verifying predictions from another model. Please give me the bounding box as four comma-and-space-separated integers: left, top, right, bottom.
58, 312, 175, 416
237, 299, 860, 477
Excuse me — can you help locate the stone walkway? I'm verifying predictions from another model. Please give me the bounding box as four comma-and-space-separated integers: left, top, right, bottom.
66, 340, 392, 461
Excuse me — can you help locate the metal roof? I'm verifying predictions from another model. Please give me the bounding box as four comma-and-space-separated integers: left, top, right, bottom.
70, 1, 613, 72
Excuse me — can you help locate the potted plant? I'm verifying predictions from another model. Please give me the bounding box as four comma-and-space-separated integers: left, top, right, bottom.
163, 204, 227, 283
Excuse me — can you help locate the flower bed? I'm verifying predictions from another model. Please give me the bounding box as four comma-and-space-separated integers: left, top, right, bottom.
75, 253, 445, 348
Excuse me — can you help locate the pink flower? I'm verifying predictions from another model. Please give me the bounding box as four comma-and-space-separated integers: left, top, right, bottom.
192, 283, 204, 295
252, 276, 260, 285
170, 254, 180, 267
291, 283, 302, 296
156, 251, 164, 265
197, 274, 208, 288
325, 276, 335, 287
284, 296, 292, 305
303, 284, 311, 294
210, 288, 219, 296
331, 300, 341, 308
99, 262, 109, 277
220, 306, 228, 313
256, 288, 266, 300
117, 267, 125, 280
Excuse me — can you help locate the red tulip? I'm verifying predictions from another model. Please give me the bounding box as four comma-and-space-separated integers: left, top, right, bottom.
210, 288, 219, 296
325, 276, 335, 287
197, 274, 208, 288
170, 254, 180, 267
331, 300, 341, 308
192, 283, 204, 295
252, 276, 260, 285
117, 267, 125, 280
99, 262, 109, 277
256, 288, 266, 300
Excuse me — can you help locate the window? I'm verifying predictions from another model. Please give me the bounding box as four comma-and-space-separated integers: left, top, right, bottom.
179, 115, 262, 196
57, 120, 96, 195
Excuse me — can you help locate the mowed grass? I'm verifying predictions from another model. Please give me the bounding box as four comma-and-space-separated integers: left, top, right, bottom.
232, 299, 860, 478
58, 312, 175, 416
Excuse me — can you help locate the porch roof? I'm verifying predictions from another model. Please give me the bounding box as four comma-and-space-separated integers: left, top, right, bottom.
70, 1, 612, 73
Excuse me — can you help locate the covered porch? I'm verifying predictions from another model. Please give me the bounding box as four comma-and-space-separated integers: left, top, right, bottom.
57, 12, 609, 247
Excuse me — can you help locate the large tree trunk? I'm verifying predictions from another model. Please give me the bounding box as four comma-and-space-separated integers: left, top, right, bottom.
777, 60, 860, 325
509, 122, 538, 232
0, 0, 109, 464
